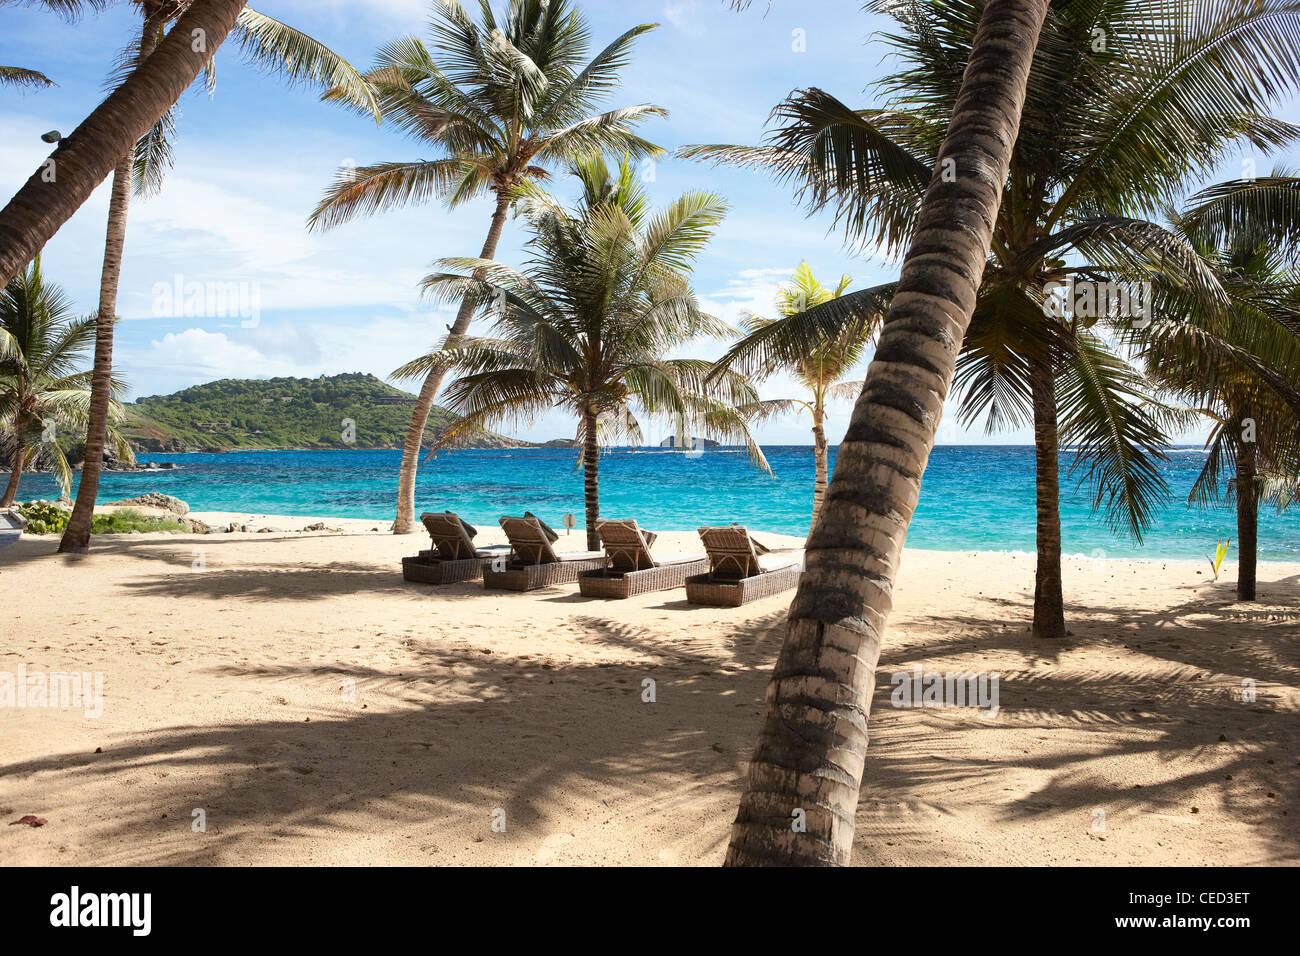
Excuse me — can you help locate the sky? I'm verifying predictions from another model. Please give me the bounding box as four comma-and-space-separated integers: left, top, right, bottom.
2, 0, 1297, 446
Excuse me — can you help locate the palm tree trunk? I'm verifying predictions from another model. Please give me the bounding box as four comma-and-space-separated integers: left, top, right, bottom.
1236, 435, 1257, 601
725, 0, 1049, 867
1, 447, 24, 508
582, 405, 600, 551
57, 156, 130, 554
58, 11, 163, 555
0, 0, 249, 287
810, 412, 828, 532
392, 189, 513, 533
1028, 349, 1066, 638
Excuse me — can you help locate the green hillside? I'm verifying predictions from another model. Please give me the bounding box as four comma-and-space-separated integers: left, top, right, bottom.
121, 373, 527, 451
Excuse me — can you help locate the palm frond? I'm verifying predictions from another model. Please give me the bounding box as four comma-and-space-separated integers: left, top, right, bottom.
710, 281, 894, 380
1048, 0, 1300, 223
679, 88, 931, 255
308, 158, 483, 230
0, 0, 108, 19
1057, 330, 1174, 540
236, 7, 380, 120
1182, 173, 1300, 255
0, 65, 55, 89
132, 106, 176, 198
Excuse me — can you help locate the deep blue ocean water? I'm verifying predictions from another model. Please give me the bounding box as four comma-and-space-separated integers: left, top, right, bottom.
14, 445, 1299, 560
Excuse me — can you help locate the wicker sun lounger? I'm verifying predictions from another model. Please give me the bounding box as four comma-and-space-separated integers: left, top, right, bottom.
577, 518, 710, 599
685, 524, 803, 606
481, 514, 606, 591
401, 511, 511, 585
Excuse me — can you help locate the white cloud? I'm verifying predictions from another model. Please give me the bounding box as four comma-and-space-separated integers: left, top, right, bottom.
126, 310, 462, 393
699, 266, 793, 326
140, 329, 286, 382
118, 174, 436, 319
663, 1, 704, 35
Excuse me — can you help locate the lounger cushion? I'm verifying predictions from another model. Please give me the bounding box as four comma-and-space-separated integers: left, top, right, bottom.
525, 511, 560, 542
447, 511, 477, 539
758, 552, 801, 572
647, 551, 703, 567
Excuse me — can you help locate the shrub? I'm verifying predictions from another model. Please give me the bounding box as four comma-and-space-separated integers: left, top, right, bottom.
16, 502, 191, 535
91, 508, 191, 534
15, 500, 69, 535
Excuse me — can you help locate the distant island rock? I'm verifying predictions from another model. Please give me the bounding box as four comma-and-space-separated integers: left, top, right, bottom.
115, 372, 538, 454
659, 435, 720, 449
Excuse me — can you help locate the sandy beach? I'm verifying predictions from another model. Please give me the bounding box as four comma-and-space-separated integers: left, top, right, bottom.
1, 514, 1297, 866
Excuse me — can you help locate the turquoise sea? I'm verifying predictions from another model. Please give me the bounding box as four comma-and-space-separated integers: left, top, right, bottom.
15, 445, 1300, 561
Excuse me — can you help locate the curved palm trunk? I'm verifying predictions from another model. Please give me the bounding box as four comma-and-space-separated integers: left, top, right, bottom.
810, 411, 829, 532
1, 447, 25, 508
393, 190, 513, 533
1028, 349, 1066, 638
725, 0, 1049, 867
1235, 436, 1257, 601
582, 406, 600, 551
59, 12, 163, 555
0, 0, 249, 287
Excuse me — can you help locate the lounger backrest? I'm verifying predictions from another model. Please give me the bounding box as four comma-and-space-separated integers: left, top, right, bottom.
698, 525, 762, 579
595, 518, 656, 571
421, 511, 476, 560
499, 515, 560, 565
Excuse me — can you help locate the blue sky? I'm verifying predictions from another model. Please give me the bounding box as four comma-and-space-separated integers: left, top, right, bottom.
2, 0, 1297, 445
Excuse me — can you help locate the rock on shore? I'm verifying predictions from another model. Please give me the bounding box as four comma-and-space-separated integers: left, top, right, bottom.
104, 493, 189, 516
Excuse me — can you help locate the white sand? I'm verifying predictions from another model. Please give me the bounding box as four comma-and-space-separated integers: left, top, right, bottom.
1, 515, 1296, 865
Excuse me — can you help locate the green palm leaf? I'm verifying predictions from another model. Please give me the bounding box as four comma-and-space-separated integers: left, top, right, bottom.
1057, 330, 1176, 541
236, 7, 380, 120
1182, 173, 1300, 254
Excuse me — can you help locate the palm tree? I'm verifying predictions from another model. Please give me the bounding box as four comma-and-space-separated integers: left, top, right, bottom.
713, 262, 890, 526
0, 0, 253, 286
56, 0, 378, 554
1137, 188, 1300, 601
720, 0, 1052, 867
309, 0, 666, 535
394, 154, 767, 550
0, 258, 128, 507
683, 0, 1300, 639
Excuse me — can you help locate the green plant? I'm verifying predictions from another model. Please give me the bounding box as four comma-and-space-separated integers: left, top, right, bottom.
90, 508, 190, 535
14, 501, 191, 535
15, 500, 70, 535
1208, 539, 1232, 581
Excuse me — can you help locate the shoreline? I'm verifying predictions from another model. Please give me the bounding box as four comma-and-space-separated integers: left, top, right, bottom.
9, 506, 1294, 564
8, 506, 1293, 563
178, 510, 1296, 565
